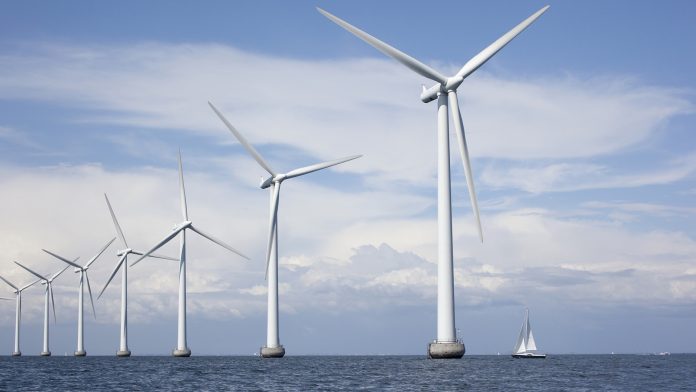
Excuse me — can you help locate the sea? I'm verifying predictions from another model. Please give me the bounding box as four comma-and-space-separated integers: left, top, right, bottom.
0, 354, 693, 391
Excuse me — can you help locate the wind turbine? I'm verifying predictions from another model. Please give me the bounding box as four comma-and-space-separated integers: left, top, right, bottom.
0, 274, 40, 356
209, 101, 361, 358
130, 151, 249, 357
318, 6, 549, 358
43, 237, 115, 356
14, 261, 71, 356
98, 193, 179, 357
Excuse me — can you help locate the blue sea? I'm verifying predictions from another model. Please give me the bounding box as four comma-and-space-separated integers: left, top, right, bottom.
0, 354, 693, 391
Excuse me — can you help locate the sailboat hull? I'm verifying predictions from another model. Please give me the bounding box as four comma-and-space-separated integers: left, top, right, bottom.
512, 353, 546, 359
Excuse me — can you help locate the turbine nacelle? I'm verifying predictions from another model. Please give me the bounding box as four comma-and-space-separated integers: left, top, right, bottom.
260, 174, 286, 189
116, 248, 133, 257
179, 221, 193, 230
171, 221, 192, 232
420, 76, 465, 103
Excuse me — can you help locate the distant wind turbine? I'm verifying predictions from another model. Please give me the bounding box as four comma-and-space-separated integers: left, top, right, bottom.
209, 101, 361, 358
43, 237, 115, 356
14, 261, 71, 356
0, 274, 41, 356
318, 6, 549, 358
98, 193, 179, 357
130, 151, 249, 357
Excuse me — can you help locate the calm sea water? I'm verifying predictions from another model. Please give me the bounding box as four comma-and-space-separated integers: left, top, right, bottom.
0, 354, 693, 391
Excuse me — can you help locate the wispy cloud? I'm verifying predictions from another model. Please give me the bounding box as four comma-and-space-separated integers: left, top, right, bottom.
481, 154, 696, 193
0, 42, 691, 188
0, 125, 45, 151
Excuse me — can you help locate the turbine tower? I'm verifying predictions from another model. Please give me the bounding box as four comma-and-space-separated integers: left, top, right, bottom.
0, 275, 40, 356
98, 193, 178, 357
318, 6, 549, 358
43, 238, 115, 356
14, 261, 70, 356
209, 102, 361, 358
131, 151, 249, 357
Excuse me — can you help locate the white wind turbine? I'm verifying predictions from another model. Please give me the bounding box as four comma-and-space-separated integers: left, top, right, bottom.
14, 261, 71, 356
0, 274, 40, 356
318, 6, 549, 358
43, 238, 115, 356
131, 151, 249, 357
209, 101, 361, 358
98, 193, 179, 357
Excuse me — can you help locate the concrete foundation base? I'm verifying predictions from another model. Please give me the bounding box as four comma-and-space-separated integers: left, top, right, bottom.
12, 351, 21, 357
172, 348, 192, 357
40, 351, 51, 357
74, 350, 87, 357
117, 350, 132, 357
427, 342, 465, 359
260, 345, 285, 358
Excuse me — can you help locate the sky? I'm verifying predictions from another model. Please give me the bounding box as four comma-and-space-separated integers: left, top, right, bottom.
0, 0, 695, 356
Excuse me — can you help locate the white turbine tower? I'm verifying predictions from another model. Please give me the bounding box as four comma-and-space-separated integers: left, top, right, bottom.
14, 261, 71, 356
209, 101, 361, 358
0, 274, 40, 356
98, 193, 179, 357
43, 238, 115, 356
131, 151, 249, 357
318, 6, 549, 358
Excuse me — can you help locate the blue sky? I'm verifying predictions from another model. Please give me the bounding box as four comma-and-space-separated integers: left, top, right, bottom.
0, 1, 695, 356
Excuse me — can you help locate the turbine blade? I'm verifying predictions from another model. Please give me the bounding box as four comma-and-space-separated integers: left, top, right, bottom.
0, 297, 12, 301
265, 183, 281, 281
105, 193, 128, 248
178, 150, 189, 221
0, 275, 19, 291
131, 227, 183, 267
98, 254, 127, 300
86, 237, 117, 268
131, 250, 179, 261
50, 284, 57, 324
14, 261, 48, 281
189, 225, 249, 260
455, 5, 550, 80
42, 249, 82, 269
208, 102, 277, 176
448, 91, 483, 242
284, 155, 362, 180
317, 7, 448, 84
19, 278, 42, 292
50, 264, 72, 281
85, 272, 96, 319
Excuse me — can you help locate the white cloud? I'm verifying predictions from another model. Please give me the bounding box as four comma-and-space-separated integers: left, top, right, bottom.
0, 42, 691, 189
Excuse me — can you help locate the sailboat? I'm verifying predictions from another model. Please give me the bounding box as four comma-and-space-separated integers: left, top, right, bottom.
512, 308, 546, 358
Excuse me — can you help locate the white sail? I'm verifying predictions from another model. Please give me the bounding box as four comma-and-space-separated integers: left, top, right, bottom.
513, 316, 527, 354
525, 311, 537, 351
527, 329, 537, 352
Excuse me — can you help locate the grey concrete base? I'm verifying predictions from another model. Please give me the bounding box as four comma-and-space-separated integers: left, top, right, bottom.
260, 345, 285, 358
117, 350, 132, 357
427, 342, 465, 359
40, 351, 51, 356
74, 350, 87, 357
12, 351, 21, 357
172, 348, 191, 357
